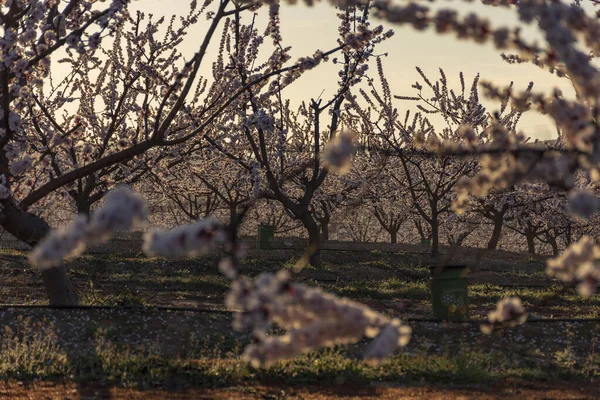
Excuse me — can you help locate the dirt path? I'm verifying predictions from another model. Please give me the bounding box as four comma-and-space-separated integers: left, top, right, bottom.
1, 380, 598, 400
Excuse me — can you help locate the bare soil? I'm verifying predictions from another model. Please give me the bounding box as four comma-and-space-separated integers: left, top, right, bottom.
1, 380, 599, 399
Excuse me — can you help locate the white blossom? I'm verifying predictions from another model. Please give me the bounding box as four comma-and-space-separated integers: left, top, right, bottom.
143, 217, 225, 258
488, 296, 526, 324
322, 130, 356, 173
567, 189, 599, 219
29, 187, 147, 269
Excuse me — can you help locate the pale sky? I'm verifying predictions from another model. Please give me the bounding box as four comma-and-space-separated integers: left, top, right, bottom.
115, 1, 582, 140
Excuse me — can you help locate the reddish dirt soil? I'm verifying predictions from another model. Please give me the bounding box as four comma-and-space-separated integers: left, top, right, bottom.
1, 380, 598, 400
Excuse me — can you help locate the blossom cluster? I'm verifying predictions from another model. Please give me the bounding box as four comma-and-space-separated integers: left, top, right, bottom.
545, 98, 593, 153
322, 130, 357, 173
143, 217, 226, 259
343, 22, 388, 51
488, 297, 526, 324
29, 187, 147, 269
0, 0, 128, 144
482, 296, 527, 334
547, 236, 600, 297
225, 270, 411, 367
0, 175, 11, 201
567, 189, 599, 220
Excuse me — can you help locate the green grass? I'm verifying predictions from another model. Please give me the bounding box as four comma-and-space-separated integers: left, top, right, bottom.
1, 317, 597, 388
0, 316, 69, 378
468, 283, 600, 313
324, 278, 429, 300
5, 247, 597, 316
80, 282, 151, 307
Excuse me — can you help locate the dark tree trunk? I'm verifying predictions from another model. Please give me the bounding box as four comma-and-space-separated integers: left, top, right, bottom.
390, 230, 397, 244
228, 205, 238, 228
301, 215, 321, 267
487, 216, 504, 250
75, 196, 91, 217
1, 199, 78, 305
414, 220, 426, 241
431, 212, 440, 258
548, 236, 559, 256
321, 220, 329, 242
526, 233, 536, 254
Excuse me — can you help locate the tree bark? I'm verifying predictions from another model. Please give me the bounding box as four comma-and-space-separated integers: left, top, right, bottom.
321, 221, 329, 242
1, 199, 78, 305
75, 196, 91, 217
431, 212, 440, 258
414, 220, 426, 241
487, 216, 504, 250
228, 205, 238, 228
390, 230, 397, 244
302, 215, 321, 268
548, 236, 559, 256
526, 233, 536, 254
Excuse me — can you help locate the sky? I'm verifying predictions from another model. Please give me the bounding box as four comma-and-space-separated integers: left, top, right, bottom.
116, 1, 583, 141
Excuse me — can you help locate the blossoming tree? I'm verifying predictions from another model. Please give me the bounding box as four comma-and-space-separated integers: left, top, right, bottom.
366, 158, 410, 244
208, 6, 393, 266
348, 62, 529, 256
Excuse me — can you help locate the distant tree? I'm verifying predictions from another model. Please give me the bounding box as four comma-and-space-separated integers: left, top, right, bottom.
349, 63, 528, 256
366, 159, 410, 244
249, 199, 302, 236
441, 212, 480, 248
210, 6, 393, 266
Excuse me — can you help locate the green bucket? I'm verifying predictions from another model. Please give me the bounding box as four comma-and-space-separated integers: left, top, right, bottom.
421, 239, 431, 245
257, 225, 275, 250
429, 265, 469, 321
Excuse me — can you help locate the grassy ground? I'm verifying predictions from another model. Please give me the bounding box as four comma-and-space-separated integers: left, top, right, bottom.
0, 237, 599, 398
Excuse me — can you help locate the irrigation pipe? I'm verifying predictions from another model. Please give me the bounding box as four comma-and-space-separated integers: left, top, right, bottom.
0, 304, 598, 324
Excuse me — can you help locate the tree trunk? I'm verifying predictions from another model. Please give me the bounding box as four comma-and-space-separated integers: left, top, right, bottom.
390, 230, 397, 244
75, 196, 91, 217
321, 220, 329, 242
228, 205, 238, 228
526, 233, 536, 254
301, 215, 321, 268
414, 220, 426, 241
487, 216, 504, 250
431, 213, 440, 258
41, 266, 80, 305
565, 228, 573, 246
549, 236, 559, 256
0, 199, 78, 305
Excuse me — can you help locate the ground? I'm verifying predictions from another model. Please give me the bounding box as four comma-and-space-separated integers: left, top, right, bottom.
2, 380, 600, 399
0, 235, 598, 398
